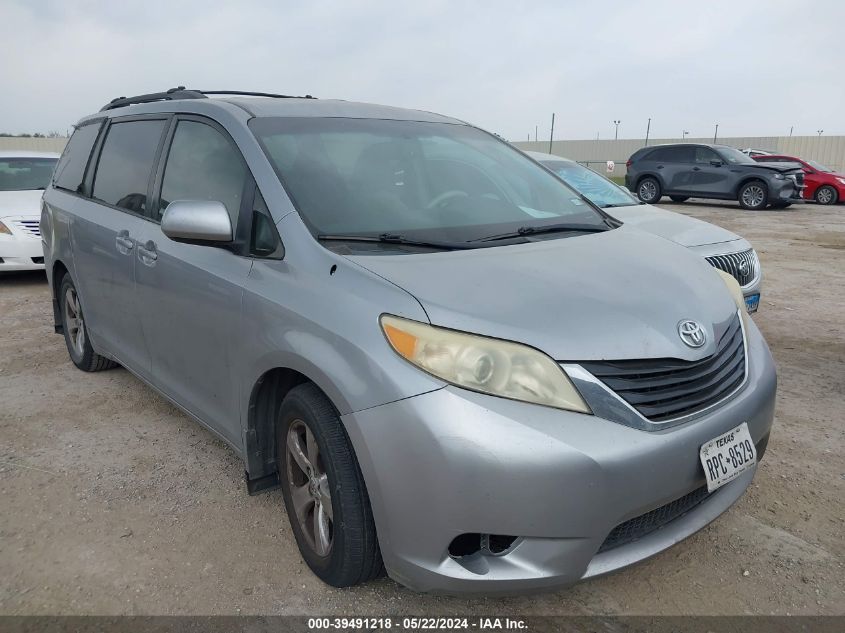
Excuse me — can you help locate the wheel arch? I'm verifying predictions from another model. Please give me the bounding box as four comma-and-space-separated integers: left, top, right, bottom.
636, 172, 664, 190
243, 365, 345, 494
734, 175, 768, 197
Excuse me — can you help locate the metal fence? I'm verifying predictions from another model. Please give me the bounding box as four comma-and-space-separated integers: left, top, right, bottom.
0, 137, 69, 153
514, 135, 845, 177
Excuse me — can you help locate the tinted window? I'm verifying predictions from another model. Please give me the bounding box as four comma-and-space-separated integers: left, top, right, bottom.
0, 157, 58, 191
158, 121, 247, 225
648, 146, 693, 162
53, 122, 101, 193
92, 120, 165, 213
694, 147, 720, 164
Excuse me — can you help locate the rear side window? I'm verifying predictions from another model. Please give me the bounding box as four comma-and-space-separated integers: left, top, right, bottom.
53, 122, 102, 193
648, 146, 693, 163
92, 120, 166, 214
158, 120, 247, 226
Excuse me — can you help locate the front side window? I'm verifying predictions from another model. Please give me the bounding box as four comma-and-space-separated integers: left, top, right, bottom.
0, 157, 58, 191
718, 147, 756, 165
694, 147, 720, 164
544, 161, 638, 208
250, 117, 606, 243
92, 120, 166, 213
158, 120, 247, 226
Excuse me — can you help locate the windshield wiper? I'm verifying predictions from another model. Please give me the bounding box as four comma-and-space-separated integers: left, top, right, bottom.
317, 232, 480, 250
601, 202, 640, 208
471, 222, 610, 243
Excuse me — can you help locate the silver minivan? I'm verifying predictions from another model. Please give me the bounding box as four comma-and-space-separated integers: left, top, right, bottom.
42, 89, 776, 594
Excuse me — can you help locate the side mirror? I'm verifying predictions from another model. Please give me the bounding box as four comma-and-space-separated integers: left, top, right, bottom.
710, 159, 723, 167
161, 200, 233, 244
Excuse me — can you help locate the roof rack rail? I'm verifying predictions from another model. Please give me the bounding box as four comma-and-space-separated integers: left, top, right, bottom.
100, 87, 316, 111
100, 86, 206, 111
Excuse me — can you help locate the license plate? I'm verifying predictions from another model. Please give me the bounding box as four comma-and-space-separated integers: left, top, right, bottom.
745, 293, 760, 313
699, 422, 757, 493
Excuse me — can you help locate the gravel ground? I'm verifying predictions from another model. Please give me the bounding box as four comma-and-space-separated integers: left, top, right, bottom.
0, 201, 843, 616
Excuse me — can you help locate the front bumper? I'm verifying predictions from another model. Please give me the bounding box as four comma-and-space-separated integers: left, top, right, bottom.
0, 222, 44, 271
342, 318, 776, 594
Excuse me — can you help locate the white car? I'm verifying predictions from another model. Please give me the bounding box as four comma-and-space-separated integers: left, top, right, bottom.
0, 151, 60, 271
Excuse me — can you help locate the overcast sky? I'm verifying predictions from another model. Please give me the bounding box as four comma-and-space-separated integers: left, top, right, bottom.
3, 0, 843, 140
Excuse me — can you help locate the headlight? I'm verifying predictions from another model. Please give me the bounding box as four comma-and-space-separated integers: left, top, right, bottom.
836, 177, 845, 186
715, 270, 749, 327
0, 221, 11, 235
380, 314, 591, 413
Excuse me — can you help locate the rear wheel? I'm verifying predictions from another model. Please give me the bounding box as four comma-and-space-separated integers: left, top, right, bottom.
815, 185, 838, 205
277, 383, 382, 587
59, 274, 117, 372
738, 180, 769, 210
669, 196, 690, 203
637, 177, 662, 203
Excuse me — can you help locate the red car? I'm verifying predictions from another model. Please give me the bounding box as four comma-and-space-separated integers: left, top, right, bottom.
752, 154, 845, 205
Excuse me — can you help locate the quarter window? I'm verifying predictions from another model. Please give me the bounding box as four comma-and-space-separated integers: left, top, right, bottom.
92, 120, 166, 213
158, 120, 247, 226
54, 121, 102, 193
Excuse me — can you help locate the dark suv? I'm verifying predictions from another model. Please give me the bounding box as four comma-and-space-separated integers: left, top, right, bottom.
625, 143, 805, 210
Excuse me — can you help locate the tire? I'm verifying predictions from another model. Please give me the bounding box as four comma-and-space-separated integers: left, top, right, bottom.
669, 196, 690, 203
738, 180, 769, 210
637, 177, 662, 203
815, 185, 838, 205
59, 274, 118, 372
277, 383, 382, 587
770, 202, 792, 209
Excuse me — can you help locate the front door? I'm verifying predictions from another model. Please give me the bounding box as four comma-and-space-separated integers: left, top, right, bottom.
133, 117, 252, 446
689, 146, 731, 196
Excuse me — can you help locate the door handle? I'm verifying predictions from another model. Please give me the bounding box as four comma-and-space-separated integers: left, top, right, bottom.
137, 240, 158, 266
657, 164, 664, 169
115, 230, 134, 254
692, 167, 701, 171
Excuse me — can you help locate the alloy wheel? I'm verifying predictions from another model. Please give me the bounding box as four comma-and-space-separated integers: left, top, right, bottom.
64, 287, 86, 358
742, 185, 765, 208
285, 419, 334, 557
639, 180, 657, 201
817, 187, 833, 204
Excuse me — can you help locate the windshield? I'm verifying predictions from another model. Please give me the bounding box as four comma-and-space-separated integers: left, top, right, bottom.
806, 159, 831, 172
0, 157, 58, 191
250, 118, 607, 243
542, 160, 638, 208
718, 147, 756, 165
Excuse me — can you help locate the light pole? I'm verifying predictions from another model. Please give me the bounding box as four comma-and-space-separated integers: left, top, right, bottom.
683, 130, 689, 139
645, 117, 651, 146
817, 129, 824, 136
613, 120, 621, 140
713, 124, 719, 143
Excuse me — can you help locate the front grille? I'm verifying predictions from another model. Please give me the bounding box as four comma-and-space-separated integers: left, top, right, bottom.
705, 248, 758, 288
598, 486, 710, 553
12, 220, 41, 238
580, 314, 746, 423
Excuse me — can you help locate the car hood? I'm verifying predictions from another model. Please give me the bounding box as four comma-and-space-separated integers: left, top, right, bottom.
348, 225, 737, 362
744, 162, 802, 175
0, 189, 44, 218
606, 204, 740, 247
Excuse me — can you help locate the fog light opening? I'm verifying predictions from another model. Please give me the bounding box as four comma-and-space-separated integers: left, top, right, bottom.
448, 533, 519, 559
448, 533, 482, 558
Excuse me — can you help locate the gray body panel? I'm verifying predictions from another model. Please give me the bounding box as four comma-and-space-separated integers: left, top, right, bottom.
42, 96, 777, 594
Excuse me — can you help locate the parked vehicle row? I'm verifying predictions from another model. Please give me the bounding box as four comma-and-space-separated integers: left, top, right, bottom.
625, 143, 805, 210
0, 151, 59, 271
527, 152, 762, 312
41, 88, 776, 594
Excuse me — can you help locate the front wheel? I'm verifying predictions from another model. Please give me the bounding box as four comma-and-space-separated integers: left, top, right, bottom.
738, 180, 769, 210
815, 185, 838, 205
277, 383, 382, 587
59, 274, 118, 372
637, 177, 662, 203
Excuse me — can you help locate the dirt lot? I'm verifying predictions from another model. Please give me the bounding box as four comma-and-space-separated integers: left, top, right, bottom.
1, 201, 843, 616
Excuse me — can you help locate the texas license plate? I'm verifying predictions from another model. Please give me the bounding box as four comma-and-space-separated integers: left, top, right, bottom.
745, 293, 760, 313
699, 422, 757, 493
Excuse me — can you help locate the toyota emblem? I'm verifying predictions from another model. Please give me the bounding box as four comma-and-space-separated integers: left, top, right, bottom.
678, 320, 707, 348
